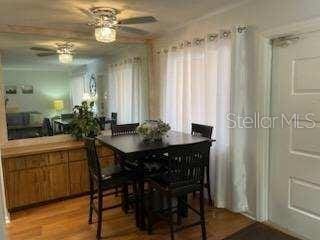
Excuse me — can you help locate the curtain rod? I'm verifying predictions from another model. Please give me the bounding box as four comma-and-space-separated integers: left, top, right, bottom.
156, 26, 248, 54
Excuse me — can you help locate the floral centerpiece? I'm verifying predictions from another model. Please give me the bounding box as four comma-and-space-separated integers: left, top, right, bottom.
137, 120, 171, 142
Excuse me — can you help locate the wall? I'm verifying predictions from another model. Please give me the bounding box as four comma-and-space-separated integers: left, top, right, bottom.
0, 55, 7, 144
3, 68, 71, 117
151, 0, 320, 218
0, 54, 7, 239
0, 153, 5, 239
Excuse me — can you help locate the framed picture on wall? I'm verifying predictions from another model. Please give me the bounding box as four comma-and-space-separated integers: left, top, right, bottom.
21, 85, 34, 94
5, 85, 17, 94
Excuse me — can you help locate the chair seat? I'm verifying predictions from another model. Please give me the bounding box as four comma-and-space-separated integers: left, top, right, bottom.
101, 164, 122, 179
143, 161, 163, 173
143, 154, 169, 173
100, 164, 136, 188
149, 174, 201, 196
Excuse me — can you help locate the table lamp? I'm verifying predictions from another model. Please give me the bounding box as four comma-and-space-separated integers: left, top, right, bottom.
53, 100, 64, 117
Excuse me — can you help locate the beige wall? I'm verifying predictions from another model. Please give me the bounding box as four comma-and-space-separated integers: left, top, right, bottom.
0, 55, 7, 145
0, 54, 7, 238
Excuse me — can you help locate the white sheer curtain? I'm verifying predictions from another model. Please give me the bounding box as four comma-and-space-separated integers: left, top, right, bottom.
70, 74, 85, 107
157, 27, 250, 213
107, 57, 148, 124
228, 26, 250, 212
160, 38, 218, 133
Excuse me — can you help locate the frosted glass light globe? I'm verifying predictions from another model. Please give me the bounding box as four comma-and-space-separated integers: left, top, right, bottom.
59, 53, 73, 64
95, 27, 116, 43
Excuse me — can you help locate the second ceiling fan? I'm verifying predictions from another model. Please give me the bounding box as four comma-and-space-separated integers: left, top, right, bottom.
81, 7, 158, 43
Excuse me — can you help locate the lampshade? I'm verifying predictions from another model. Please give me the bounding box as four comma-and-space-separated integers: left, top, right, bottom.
59, 53, 73, 64
53, 100, 64, 111
95, 27, 116, 43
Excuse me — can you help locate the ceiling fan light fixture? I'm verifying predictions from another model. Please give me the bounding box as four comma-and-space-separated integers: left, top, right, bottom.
95, 26, 116, 43
59, 53, 73, 64
57, 42, 74, 64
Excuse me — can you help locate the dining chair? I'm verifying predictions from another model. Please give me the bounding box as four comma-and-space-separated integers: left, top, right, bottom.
191, 123, 214, 207
111, 123, 139, 136
42, 118, 53, 136
111, 122, 165, 227
112, 123, 165, 173
111, 112, 117, 125
110, 123, 140, 198
97, 116, 106, 130
61, 113, 74, 119
147, 142, 209, 240
84, 137, 137, 240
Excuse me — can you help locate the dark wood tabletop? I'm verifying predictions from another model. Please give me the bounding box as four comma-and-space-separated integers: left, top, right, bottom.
97, 131, 212, 155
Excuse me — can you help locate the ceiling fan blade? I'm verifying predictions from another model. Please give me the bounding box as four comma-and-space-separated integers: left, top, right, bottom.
30, 47, 54, 52
37, 52, 57, 57
118, 16, 157, 25
118, 26, 150, 35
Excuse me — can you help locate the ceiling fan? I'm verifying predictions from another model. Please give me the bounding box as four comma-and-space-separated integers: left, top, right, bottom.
80, 7, 157, 43
30, 42, 75, 64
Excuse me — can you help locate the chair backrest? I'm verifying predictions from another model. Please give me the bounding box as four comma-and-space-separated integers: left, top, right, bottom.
84, 137, 102, 180
61, 113, 74, 119
167, 142, 210, 186
191, 123, 213, 139
111, 112, 117, 125
111, 123, 139, 136
42, 118, 53, 136
97, 116, 106, 130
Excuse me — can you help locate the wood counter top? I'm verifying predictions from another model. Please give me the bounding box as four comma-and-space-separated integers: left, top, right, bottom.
1, 130, 111, 159
1, 140, 85, 158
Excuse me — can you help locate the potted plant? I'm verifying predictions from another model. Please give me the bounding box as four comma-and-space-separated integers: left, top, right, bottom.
137, 120, 170, 142
71, 101, 100, 140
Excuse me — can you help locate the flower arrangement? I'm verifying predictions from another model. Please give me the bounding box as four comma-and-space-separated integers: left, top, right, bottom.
137, 120, 171, 142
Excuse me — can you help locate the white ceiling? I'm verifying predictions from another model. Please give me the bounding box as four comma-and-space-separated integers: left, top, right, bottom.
0, 0, 244, 68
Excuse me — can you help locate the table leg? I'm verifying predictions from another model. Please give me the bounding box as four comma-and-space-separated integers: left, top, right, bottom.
178, 195, 188, 218
138, 167, 146, 230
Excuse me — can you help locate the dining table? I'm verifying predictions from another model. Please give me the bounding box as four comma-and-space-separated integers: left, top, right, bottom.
97, 130, 213, 230
53, 118, 73, 134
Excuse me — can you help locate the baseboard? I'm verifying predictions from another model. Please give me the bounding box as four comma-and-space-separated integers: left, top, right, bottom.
264, 221, 309, 240
241, 211, 256, 221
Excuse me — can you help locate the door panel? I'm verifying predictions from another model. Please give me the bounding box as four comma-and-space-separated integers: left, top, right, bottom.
270, 31, 320, 240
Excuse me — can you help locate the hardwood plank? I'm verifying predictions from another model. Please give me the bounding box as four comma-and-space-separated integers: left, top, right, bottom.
6, 196, 253, 240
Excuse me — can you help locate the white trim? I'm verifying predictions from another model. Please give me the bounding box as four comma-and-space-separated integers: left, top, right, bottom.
168, 0, 252, 33
262, 16, 320, 38
265, 221, 309, 240
255, 34, 272, 222
242, 212, 256, 221
3, 66, 69, 72
257, 17, 320, 223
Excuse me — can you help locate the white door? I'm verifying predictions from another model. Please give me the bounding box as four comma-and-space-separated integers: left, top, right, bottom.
270, 31, 320, 240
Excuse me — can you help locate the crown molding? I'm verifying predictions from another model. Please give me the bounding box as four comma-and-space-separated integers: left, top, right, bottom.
3, 66, 69, 72
168, 0, 252, 33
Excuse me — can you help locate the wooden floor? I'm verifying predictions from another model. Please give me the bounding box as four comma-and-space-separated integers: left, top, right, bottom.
6, 195, 253, 240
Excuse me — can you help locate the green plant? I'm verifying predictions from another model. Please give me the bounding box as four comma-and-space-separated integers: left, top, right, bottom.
71, 101, 100, 140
